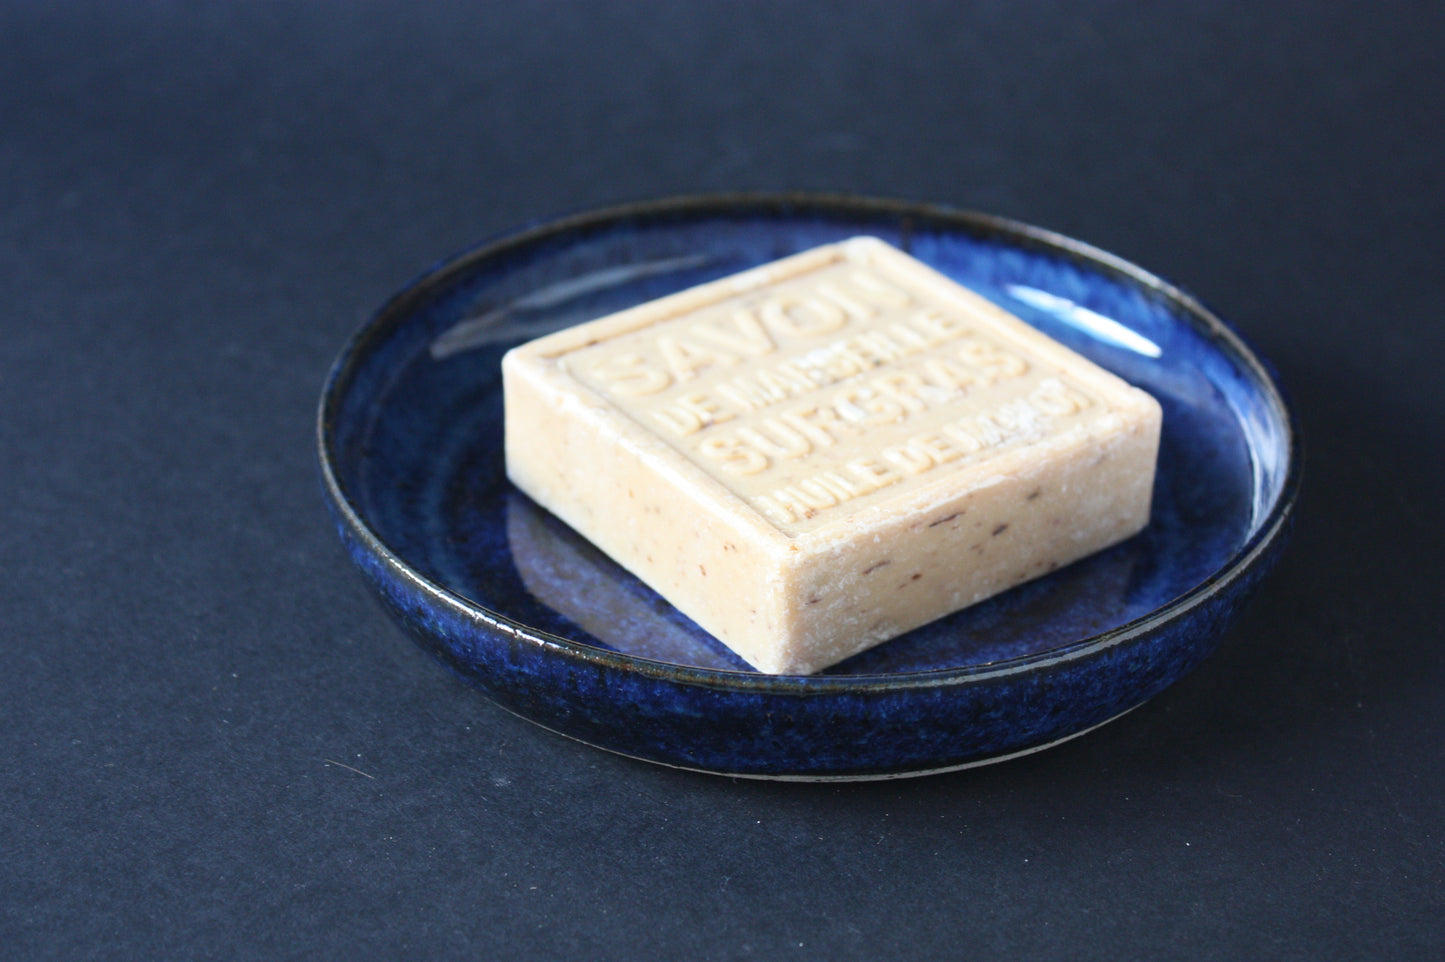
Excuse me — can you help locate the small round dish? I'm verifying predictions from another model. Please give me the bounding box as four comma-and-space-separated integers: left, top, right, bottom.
318, 194, 1299, 780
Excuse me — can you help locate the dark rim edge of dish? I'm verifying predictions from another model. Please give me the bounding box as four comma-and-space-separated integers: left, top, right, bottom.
316, 192, 1303, 695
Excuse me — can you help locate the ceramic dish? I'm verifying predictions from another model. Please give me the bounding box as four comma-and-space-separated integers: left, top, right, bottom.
318, 194, 1299, 780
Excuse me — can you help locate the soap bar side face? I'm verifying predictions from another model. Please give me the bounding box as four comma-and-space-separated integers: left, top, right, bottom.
503, 355, 790, 664
503, 238, 1161, 674
783, 410, 1160, 671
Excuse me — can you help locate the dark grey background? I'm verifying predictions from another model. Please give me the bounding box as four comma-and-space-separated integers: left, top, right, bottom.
3, 2, 1442, 958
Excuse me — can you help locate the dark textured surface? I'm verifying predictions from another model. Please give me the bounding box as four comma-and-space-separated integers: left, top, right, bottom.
3, 1, 1442, 957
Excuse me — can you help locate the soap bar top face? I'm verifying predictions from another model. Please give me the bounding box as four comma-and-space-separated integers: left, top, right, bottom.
503, 237, 1162, 674
531, 238, 1137, 537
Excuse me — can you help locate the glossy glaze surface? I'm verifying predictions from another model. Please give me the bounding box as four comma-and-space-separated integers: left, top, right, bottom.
318, 195, 1298, 778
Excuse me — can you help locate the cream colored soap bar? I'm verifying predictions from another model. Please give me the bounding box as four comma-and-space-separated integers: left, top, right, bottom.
502, 237, 1162, 674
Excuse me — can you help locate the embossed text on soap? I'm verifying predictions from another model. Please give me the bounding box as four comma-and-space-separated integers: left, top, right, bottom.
555, 249, 1108, 534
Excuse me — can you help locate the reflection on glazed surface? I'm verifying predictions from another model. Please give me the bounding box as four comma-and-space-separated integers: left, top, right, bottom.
506, 489, 750, 671
431, 254, 718, 360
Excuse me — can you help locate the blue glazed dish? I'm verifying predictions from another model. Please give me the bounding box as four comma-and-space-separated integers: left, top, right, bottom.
318, 194, 1299, 780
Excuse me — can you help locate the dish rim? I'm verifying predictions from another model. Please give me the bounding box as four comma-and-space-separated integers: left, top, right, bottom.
317, 191, 1301, 694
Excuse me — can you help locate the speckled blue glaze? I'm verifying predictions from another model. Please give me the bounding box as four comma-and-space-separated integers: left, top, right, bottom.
318, 195, 1299, 779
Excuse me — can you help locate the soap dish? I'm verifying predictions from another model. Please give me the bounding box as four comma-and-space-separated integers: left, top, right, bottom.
318, 194, 1299, 780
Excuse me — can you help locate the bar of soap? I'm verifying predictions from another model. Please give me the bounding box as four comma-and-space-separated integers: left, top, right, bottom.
502, 237, 1162, 674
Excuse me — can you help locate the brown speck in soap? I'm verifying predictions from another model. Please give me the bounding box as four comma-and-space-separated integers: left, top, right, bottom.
862, 560, 892, 575
911, 572, 922, 580
806, 596, 821, 605
928, 512, 961, 528
1027, 488, 1042, 500
699, 564, 707, 576
992, 523, 1009, 537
